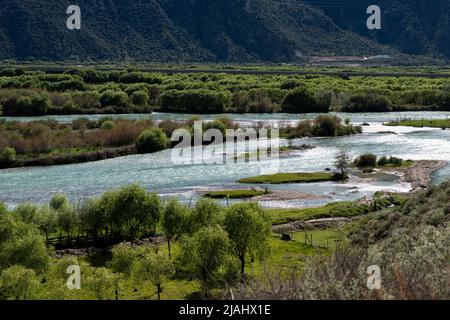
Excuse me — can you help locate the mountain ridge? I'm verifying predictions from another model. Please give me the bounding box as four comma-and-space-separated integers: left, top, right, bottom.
0, 0, 448, 63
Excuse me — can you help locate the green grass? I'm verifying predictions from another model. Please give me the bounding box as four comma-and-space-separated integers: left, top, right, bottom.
379, 160, 414, 168
237, 172, 337, 184
204, 189, 266, 199
249, 228, 346, 278
385, 119, 450, 129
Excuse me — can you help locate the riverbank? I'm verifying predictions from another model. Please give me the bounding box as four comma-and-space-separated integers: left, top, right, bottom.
385, 118, 450, 129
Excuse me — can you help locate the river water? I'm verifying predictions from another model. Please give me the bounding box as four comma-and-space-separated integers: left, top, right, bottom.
1, 111, 450, 208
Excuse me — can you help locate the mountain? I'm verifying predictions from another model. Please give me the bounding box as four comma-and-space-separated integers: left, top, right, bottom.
0, 0, 448, 63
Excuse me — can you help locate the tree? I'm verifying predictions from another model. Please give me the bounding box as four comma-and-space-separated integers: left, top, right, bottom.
0, 214, 49, 272
86, 267, 117, 300
135, 128, 169, 154
111, 184, 162, 238
178, 226, 230, 297
161, 200, 188, 258
223, 203, 271, 278
0, 265, 37, 300
50, 194, 69, 211
110, 243, 138, 277
133, 250, 174, 300
334, 149, 351, 180
57, 206, 79, 240
36, 206, 57, 242
13, 203, 39, 225
185, 198, 222, 235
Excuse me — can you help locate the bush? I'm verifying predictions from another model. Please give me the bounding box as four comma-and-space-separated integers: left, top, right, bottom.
135, 128, 169, 154
355, 153, 377, 168
377, 156, 388, 166
312, 115, 340, 136
281, 87, 329, 113
101, 121, 115, 130
377, 156, 403, 167
344, 92, 393, 112
160, 90, 231, 113
130, 90, 149, 107
100, 90, 130, 108
0, 147, 16, 164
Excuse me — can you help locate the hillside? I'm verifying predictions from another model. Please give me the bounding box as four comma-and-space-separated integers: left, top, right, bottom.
0, 0, 448, 63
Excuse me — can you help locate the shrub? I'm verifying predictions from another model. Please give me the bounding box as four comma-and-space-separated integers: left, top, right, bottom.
130, 90, 149, 107
344, 92, 393, 112
312, 115, 340, 136
135, 128, 169, 154
0, 147, 16, 164
377, 156, 388, 166
281, 87, 329, 113
355, 153, 377, 168
100, 90, 129, 108
160, 90, 231, 113
101, 120, 115, 130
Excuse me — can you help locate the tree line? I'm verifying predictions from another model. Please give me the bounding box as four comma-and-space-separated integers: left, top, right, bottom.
1, 68, 449, 116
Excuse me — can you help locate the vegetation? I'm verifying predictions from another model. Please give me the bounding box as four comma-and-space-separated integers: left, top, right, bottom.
354, 153, 413, 169
238, 172, 338, 184
0, 176, 446, 300
231, 181, 450, 300
0, 69, 449, 116
282, 115, 362, 139
0, 116, 239, 168
385, 118, 450, 129
203, 189, 266, 199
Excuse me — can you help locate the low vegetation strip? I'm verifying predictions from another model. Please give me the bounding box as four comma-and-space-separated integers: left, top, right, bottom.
237, 172, 338, 184
203, 189, 266, 199
385, 118, 450, 128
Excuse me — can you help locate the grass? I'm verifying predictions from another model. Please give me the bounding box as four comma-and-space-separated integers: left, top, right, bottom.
204, 189, 266, 199
385, 119, 450, 129
379, 160, 414, 168
237, 172, 337, 184
248, 228, 347, 279
265, 201, 370, 225
232, 147, 291, 162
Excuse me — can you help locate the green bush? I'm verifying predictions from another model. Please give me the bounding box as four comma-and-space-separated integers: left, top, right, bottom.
0, 147, 16, 164
355, 153, 377, 168
135, 128, 169, 154
101, 120, 115, 130
160, 89, 231, 113
131, 90, 149, 106
343, 92, 393, 112
100, 90, 130, 108
281, 87, 329, 113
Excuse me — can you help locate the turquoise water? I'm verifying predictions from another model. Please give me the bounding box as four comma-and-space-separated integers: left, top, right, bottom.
1, 111, 450, 207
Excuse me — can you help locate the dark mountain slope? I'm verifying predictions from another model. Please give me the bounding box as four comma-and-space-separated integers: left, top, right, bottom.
0, 0, 447, 62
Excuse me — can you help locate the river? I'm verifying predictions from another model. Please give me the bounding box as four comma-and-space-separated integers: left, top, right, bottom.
1, 111, 450, 208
